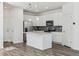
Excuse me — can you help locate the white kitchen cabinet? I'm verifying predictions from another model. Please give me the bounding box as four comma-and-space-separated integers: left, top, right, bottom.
12, 8, 23, 43
26, 31, 53, 50
3, 5, 13, 42
51, 32, 63, 44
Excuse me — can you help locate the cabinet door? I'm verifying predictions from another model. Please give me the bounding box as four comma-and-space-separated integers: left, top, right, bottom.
55, 33, 62, 43
52, 32, 62, 44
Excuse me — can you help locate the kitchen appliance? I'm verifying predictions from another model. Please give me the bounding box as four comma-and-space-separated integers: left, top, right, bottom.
46, 20, 53, 26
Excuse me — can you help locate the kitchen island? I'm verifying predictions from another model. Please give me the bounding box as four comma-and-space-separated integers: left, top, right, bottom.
26, 31, 53, 50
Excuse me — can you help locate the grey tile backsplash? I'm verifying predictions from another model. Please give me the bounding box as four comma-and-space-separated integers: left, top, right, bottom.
24, 21, 62, 32
32, 26, 62, 32
52, 26, 62, 32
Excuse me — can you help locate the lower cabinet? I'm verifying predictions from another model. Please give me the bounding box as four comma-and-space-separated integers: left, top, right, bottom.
51, 32, 63, 44
51, 32, 72, 48
23, 33, 26, 42
62, 32, 72, 47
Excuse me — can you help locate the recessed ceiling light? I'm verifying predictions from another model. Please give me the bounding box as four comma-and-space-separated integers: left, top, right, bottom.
36, 17, 39, 21
35, 5, 38, 8
45, 7, 48, 9
28, 19, 32, 21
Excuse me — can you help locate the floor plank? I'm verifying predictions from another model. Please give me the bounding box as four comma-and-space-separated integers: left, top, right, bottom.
0, 42, 79, 56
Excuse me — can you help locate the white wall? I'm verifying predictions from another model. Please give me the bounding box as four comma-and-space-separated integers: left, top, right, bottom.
0, 3, 3, 48
62, 3, 74, 47
71, 3, 79, 50
62, 2, 79, 50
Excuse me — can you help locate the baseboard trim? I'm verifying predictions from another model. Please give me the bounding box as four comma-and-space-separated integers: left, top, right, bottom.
4, 41, 13, 43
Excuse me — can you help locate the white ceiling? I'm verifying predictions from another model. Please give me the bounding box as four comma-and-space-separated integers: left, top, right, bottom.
7, 2, 65, 13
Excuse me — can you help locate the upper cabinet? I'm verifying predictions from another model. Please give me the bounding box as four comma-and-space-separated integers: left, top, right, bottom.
24, 12, 63, 26
51, 32, 63, 44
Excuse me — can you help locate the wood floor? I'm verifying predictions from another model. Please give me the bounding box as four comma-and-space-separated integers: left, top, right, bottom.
0, 42, 79, 56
